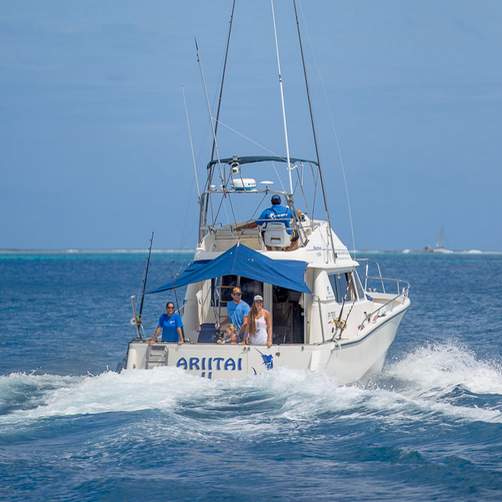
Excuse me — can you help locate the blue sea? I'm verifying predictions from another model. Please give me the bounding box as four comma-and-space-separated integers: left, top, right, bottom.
1, 251, 501, 501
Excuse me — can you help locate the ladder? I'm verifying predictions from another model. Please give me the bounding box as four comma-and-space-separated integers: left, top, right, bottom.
146, 344, 169, 368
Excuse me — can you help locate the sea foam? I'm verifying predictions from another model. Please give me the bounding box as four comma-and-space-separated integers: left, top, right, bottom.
1, 343, 501, 432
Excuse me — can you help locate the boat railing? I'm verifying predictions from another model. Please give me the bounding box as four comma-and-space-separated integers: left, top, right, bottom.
208, 218, 320, 251
357, 259, 408, 294
365, 275, 410, 297
356, 259, 410, 330
357, 279, 410, 331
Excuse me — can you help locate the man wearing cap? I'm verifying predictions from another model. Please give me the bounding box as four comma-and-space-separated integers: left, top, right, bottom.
234, 195, 301, 250
235, 195, 294, 233
221, 286, 250, 341
255, 194, 294, 233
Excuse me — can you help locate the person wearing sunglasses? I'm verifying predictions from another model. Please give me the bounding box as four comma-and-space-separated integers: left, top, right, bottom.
151, 301, 184, 344
221, 287, 250, 341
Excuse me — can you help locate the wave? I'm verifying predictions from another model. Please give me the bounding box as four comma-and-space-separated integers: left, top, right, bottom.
384, 341, 502, 395
0, 343, 501, 434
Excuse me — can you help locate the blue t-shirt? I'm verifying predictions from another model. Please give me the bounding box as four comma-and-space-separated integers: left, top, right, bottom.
227, 300, 250, 331
256, 205, 293, 233
158, 312, 183, 342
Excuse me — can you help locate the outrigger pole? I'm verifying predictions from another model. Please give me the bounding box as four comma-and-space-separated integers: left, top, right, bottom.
199, 0, 236, 243
270, 0, 294, 196
293, 0, 337, 261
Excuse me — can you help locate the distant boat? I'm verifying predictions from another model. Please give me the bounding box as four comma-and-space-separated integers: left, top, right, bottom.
424, 226, 453, 254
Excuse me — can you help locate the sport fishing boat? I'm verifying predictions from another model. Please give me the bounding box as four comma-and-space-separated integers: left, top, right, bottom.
123, 1, 410, 384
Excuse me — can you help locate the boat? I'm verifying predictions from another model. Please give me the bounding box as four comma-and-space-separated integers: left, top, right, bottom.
123, 1, 411, 384
424, 226, 453, 254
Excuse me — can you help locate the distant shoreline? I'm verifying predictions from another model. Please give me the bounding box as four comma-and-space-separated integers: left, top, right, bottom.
1, 248, 501, 255
0, 248, 195, 254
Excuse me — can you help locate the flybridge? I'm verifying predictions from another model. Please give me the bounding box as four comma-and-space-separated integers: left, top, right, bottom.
203, 156, 321, 196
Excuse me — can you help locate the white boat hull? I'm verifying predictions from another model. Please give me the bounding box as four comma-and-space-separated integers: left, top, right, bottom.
125, 305, 408, 385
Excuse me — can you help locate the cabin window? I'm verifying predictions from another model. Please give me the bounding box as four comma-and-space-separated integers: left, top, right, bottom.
240, 277, 263, 306
211, 275, 263, 307
328, 272, 357, 303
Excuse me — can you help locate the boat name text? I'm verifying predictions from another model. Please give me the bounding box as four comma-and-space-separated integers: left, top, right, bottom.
176, 356, 243, 372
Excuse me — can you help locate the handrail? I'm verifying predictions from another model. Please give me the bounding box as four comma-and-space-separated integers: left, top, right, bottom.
365, 275, 411, 296
358, 280, 410, 331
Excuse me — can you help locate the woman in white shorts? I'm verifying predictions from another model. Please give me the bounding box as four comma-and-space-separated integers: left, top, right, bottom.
245, 295, 272, 348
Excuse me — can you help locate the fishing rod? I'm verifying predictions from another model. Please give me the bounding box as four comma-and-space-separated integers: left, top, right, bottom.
135, 231, 155, 339
173, 288, 186, 343
195, 36, 238, 229
199, 0, 236, 242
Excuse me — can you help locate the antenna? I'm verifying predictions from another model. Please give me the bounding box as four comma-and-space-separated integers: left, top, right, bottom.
181, 86, 201, 199
270, 0, 294, 196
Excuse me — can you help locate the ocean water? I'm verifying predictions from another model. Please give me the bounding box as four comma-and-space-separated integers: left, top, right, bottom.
1, 251, 501, 501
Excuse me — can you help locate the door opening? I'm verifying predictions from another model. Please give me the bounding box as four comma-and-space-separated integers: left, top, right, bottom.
272, 286, 304, 344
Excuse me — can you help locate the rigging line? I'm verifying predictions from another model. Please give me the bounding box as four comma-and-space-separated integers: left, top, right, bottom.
270, 161, 286, 192
213, 120, 286, 192
293, 0, 337, 262
214, 120, 287, 191
181, 86, 201, 198
209, 0, 236, 167
177, 178, 198, 250
309, 163, 318, 219
270, 0, 294, 196
297, 0, 356, 256
226, 191, 238, 225
201, 0, 236, 239
250, 192, 270, 220
211, 166, 239, 227
195, 37, 224, 185
216, 120, 277, 156
294, 162, 309, 211
210, 118, 288, 192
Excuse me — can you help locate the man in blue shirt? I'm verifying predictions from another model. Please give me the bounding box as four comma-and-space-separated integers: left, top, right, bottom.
222, 287, 250, 341
256, 194, 293, 233
152, 302, 184, 343
235, 195, 300, 250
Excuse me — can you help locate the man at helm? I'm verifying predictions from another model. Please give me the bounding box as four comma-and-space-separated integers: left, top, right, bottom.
256, 194, 294, 232
236, 195, 293, 232
235, 195, 301, 250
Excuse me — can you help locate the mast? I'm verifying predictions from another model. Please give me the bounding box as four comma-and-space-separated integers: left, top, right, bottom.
293, 0, 337, 261
270, 0, 294, 196
199, 0, 236, 243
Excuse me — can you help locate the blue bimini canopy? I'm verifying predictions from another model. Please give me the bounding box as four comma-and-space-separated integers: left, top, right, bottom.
148, 244, 310, 294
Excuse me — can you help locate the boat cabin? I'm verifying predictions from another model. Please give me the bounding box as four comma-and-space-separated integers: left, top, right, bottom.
149, 240, 369, 347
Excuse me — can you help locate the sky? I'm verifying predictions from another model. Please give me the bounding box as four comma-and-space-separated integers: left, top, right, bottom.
1, 0, 501, 250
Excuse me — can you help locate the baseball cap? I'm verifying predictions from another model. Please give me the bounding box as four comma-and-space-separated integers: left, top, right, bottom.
254, 294, 264, 302
271, 194, 281, 204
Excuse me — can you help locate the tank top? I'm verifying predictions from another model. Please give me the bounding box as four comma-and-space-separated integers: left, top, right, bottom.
249, 315, 268, 345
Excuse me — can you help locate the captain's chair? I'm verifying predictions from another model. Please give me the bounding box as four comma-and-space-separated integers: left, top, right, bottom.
263, 222, 292, 249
